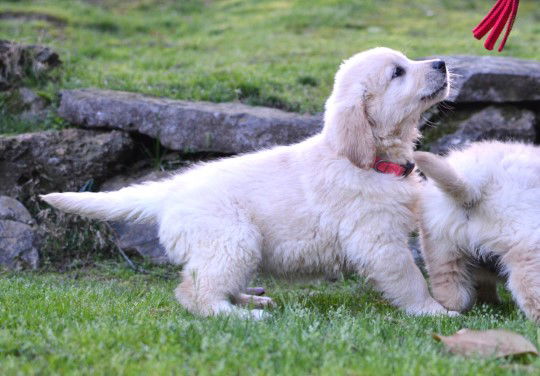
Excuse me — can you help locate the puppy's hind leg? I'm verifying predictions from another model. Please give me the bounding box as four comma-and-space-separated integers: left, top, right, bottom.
176, 272, 236, 317
173, 223, 267, 319
503, 247, 540, 323
421, 232, 476, 312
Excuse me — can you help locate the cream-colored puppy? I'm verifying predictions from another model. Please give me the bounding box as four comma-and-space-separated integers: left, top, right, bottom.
415, 141, 540, 323
42, 47, 453, 319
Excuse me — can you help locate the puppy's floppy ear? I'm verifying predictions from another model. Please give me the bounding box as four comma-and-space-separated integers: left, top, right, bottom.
333, 100, 376, 169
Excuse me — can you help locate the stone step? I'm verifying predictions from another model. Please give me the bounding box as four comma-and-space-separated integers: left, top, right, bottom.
58, 89, 323, 155
0, 196, 39, 270
0, 129, 134, 197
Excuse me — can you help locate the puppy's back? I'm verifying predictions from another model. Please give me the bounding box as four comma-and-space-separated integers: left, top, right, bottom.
446, 141, 540, 201
418, 141, 540, 242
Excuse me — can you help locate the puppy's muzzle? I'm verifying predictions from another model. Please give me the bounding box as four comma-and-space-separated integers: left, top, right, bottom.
431, 60, 446, 74
421, 59, 448, 100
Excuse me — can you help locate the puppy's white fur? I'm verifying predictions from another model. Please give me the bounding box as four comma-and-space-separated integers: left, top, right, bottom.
416, 141, 540, 323
42, 48, 452, 318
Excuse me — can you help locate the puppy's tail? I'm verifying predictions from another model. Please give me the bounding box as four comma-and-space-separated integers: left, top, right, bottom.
414, 151, 478, 205
40, 181, 167, 223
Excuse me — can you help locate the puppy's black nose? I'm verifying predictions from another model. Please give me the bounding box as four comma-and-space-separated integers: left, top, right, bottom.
432, 60, 446, 72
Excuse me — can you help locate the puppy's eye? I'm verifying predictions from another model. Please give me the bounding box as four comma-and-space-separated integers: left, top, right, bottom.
392, 66, 405, 79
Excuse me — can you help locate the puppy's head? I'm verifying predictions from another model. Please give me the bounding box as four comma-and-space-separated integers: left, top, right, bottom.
324, 47, 449, 168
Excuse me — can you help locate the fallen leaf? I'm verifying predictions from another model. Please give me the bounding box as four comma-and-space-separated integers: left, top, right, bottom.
433, 329, 539, 358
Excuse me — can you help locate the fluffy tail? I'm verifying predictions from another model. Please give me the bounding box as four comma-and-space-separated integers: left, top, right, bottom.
414, 151, 479, 205
40, 181, 167, 223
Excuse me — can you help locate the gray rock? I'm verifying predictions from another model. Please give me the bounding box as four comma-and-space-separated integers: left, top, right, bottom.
58, 89, 322, 154
0, 40, 61, 91
427, 55, 540, 103
101, 169, 173, 264
0, 196, 33, 224
109, 222, 168, 264
428, 106, 536, 155
101, 168, 172, 192
0, 128, 134, 198
0, 196, 39, 270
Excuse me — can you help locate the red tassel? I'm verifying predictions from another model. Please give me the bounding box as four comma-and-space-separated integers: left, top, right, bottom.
497, 0, 519, 51
473, 0, 506, 39
472, 0, 520, 52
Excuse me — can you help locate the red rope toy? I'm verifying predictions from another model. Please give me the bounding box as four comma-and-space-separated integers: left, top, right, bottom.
473, 0, 520, 52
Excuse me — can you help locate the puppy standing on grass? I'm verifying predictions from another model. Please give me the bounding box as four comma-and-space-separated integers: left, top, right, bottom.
42, 47, 455, 319
415, 141, 540, 323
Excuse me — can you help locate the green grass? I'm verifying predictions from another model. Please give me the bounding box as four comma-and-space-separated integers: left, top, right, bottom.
1, 0, 539, 127
1, 262, 539, 375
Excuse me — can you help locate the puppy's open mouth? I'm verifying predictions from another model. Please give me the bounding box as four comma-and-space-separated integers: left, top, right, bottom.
421, 82, 448, 101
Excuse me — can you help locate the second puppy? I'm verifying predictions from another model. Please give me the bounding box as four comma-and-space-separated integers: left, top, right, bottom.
415, 141, 540, 323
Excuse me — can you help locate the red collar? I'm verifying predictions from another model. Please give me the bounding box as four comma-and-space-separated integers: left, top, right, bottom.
372, 157, 415, 177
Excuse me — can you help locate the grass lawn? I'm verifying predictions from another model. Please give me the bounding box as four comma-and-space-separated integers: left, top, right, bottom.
1, 262, 539, 375
1, 0, 539, 126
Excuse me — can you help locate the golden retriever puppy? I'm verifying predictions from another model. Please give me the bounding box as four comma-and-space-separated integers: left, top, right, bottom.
415, 141, 540, 323
42, 47, 453, 319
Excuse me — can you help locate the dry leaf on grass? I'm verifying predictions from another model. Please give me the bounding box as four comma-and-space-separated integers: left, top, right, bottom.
433, 329, 539, 358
